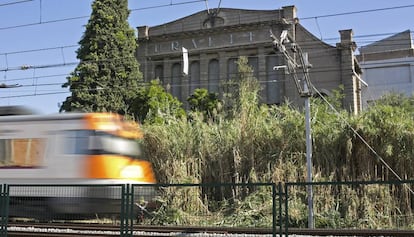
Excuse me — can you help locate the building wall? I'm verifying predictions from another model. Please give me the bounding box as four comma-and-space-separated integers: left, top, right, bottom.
136, 5, 361, 113
358, 30, 414, 109
360, 57, 414, 108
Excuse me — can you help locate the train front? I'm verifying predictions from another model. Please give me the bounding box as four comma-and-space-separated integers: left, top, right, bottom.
72, 113, 158, 215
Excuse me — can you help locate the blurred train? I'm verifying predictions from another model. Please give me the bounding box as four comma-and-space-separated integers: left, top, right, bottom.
0, 107, 157, 218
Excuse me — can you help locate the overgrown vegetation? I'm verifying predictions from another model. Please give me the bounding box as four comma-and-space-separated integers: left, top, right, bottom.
131, 79, 185, 124
142, 57, 414, 229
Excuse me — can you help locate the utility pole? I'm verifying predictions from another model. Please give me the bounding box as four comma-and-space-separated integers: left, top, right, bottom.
271, 29, 314, 228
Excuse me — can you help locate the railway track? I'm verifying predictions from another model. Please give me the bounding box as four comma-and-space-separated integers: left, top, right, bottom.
6, 222, 414, 236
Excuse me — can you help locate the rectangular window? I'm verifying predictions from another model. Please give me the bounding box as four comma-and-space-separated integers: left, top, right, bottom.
0, 138, 46, 167
63, 130, 142, 159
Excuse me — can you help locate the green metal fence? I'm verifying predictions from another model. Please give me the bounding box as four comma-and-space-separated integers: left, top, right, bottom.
131, 183, 282, 236
2, 182, 282, 237
3, 180, 414, 236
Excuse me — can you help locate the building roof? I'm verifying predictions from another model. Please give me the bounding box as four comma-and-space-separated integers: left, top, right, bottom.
358, 30, 414, 61
359, 30, 413, 54
137, 6, 296, 39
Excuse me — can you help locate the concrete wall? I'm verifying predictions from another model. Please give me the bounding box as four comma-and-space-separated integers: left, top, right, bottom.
360, 57, 414, 108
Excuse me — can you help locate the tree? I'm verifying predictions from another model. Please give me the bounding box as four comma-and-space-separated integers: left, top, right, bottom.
187, 88, 221, 120
131, 80, 185, 124
60, 0, 142, 117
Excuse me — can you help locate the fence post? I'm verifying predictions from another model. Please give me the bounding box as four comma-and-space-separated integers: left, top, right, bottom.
119, 184, 130, 236
272, 183, 276, 237
278, 182, 283, 237
120, 184, 134, 237
127, 184, 134, 236
0, 184, 8, 237
284, 183, 289, 236
0, 184, 4, 236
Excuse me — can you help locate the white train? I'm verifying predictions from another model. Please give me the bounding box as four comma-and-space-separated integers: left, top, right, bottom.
0, 108, 157, 217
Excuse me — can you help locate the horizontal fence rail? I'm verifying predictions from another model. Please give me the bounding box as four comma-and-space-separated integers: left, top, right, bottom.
2, 180, 414, 236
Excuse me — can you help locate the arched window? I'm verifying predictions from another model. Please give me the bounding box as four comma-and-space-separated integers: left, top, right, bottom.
155, 65, 164, 83
208, 59, 219, 93
248, 56, 259, 79
227, 58, 238, 81
189, 61, 200, 94
171, 63, 182, 100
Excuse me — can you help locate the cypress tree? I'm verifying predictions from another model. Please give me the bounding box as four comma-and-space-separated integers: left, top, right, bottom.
60, 0, 142, 117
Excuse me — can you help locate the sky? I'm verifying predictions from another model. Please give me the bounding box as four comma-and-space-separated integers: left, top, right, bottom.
0, 0, 413, 114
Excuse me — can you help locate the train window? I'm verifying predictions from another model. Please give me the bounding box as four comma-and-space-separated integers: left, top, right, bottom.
88, 132, 142, 158
0, 138, 45, 167
63, 130, 142, 158
64, 130, 91, 155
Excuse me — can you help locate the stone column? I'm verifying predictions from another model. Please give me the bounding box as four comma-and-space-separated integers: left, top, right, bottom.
258, 47, 267, 102
337, 29, 361, 114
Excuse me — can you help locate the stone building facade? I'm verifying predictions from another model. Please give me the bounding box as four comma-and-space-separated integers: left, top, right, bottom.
136, 6, 362, 113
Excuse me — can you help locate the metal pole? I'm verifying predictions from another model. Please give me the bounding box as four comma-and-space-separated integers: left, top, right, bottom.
304, 84, 314, 228
270, 30, 314, 228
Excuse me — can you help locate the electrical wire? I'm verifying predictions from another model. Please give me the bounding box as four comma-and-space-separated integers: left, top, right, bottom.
0, 0, 411, 39
1, 29, 412, 60
0, 0, 206, 31
300, 4, 414, 20
311, 83, 414, 192
0, 3, 412, 101
0, 0, 33, 7
130, 0, 204, 11
3, 45, 414, 76
0, 45, 77, 56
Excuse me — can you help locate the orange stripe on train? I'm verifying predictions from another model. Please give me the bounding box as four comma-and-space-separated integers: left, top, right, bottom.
85, 155, 156, 183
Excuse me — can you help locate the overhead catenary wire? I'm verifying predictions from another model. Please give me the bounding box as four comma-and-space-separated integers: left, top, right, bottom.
2, 56, 414, 99
3, 45, 414, 76
0, 77, 285, 99
0, 0, 33, 7
300, 4, 414, 20
1, 30, 412, 63
0, 45, 78, 56
2, 73, 68, 83
129, 0, 205, 11
0, 0, 411, 39
0, 0, 205, 31
0, 2, 412, 100
311, 84, 414, 193
0, 50, 401, 97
